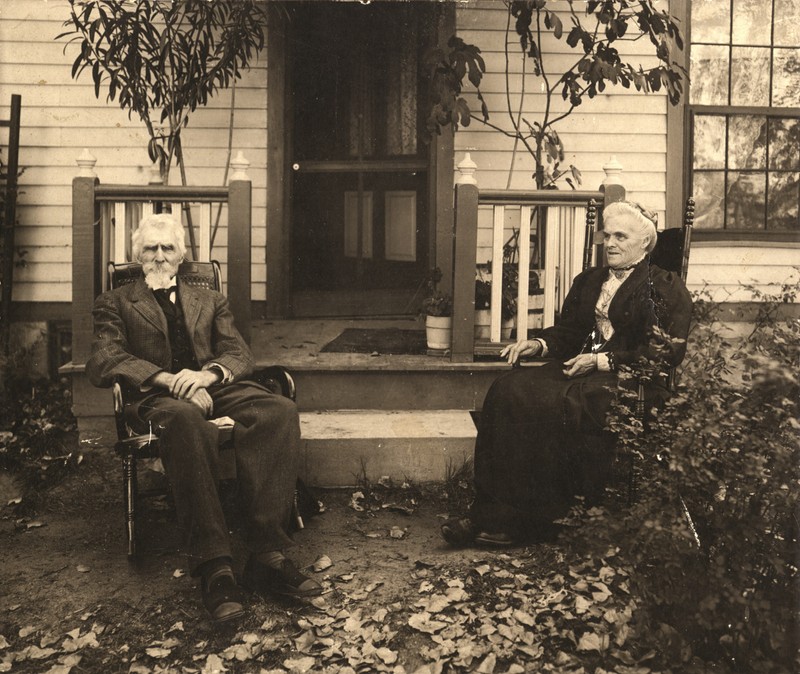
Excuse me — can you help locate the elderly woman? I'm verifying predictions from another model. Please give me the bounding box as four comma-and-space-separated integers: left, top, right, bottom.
442, 201, 693, 547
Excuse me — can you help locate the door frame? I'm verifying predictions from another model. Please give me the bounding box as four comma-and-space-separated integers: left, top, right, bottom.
266, 1, 455, 318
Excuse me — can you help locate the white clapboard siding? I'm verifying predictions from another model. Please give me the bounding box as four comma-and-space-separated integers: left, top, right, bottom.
455, 1, 798, 303
0, 0, 269, 304
454, 1, 667, 204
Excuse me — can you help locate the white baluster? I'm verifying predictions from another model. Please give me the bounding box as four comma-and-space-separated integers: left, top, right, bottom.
199, 202, 211, 262
490, 205, 505, 343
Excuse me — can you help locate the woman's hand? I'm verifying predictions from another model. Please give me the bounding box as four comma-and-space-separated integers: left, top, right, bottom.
500, 339, 542, 365
562, 353, 597, 378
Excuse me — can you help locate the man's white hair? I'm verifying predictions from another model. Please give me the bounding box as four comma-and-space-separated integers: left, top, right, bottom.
131, 213, 187, 262
603, 201, 658, 253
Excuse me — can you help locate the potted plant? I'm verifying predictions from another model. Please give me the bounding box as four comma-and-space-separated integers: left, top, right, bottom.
421, 268, 453, 351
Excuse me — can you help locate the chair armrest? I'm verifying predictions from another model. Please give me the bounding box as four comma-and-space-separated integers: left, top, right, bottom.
252, 366, 296, 402
114, 433, 160, 458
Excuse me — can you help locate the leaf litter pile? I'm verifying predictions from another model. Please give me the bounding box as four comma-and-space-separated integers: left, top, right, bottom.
1, 480, 664, 673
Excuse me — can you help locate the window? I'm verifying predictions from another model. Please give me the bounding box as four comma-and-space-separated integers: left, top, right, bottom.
689, 0, 800, 237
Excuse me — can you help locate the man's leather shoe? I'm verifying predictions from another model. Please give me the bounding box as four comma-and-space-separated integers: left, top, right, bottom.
201, 573, 246, 624
441, 517, 476, 547
242, 557, 323, 598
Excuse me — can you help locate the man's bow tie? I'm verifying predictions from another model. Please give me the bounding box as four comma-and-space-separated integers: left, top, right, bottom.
153, 287, 177, 302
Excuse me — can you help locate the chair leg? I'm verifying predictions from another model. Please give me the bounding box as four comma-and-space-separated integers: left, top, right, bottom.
123, 454, 138, 558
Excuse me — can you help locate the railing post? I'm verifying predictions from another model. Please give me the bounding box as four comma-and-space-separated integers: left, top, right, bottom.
451, 153, 479, 363
598, 156, 626, 261
227, 151, 252, 344
72, 149, 101, 365
601, 155, 626, 208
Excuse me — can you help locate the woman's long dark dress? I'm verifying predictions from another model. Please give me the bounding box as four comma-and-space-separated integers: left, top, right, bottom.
470, 258, 693, 535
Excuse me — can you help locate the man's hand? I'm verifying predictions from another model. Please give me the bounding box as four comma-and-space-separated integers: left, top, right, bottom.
562, 353, 597, 378
500, 339, 543, 365
186, 387, 214, 418
170, 369, 220, 399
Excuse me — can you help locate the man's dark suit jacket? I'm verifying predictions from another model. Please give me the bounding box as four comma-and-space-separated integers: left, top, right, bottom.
86, 277, 254, 396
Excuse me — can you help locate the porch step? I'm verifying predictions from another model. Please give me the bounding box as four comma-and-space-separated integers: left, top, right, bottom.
299, 410, 477, 487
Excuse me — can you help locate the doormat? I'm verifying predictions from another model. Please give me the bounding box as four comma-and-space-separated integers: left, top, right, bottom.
320, 328, 427, 355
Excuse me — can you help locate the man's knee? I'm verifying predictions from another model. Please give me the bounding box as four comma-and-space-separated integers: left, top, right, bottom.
237, 392, 298, 434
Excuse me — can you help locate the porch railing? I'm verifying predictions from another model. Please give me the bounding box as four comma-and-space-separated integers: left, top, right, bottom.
450, 154, 626, 362
70, 150, 253, 367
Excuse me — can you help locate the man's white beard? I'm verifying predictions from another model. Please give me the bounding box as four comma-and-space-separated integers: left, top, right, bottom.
143, 262, 178, 290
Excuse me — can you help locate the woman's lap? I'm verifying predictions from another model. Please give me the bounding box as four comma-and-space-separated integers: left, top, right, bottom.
471, 361, 619, 533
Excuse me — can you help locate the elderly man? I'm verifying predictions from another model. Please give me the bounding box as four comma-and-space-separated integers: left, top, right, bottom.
87, 213, 321, 624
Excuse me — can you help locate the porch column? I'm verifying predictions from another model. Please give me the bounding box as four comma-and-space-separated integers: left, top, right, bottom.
227, 152, 252, 344
72, 150, 101, 365
451, 154, 480, 363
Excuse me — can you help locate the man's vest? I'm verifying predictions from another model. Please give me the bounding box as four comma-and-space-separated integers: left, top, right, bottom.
152, 287, 200, 373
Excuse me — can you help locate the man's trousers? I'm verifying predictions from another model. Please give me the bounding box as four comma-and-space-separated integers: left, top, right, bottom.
132, 382, 300, 574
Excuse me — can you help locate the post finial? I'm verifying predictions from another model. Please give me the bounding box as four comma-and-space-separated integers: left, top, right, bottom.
602, 156, 624, 186
456, 152, 478, 186
230, 151, 251, 182
148, 162, 163, 185
76, 148, 97, 178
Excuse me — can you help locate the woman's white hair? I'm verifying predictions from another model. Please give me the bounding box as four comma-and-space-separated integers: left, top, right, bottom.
131, 213, 187, 261
602, 201, 658, 253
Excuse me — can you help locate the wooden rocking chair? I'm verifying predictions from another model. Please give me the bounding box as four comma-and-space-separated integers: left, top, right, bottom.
106, 260, 297, 558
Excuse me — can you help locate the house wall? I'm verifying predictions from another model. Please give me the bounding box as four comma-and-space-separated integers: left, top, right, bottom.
454, 0, 798, 303
0, 0, 269, 314
0, 0, 794, 323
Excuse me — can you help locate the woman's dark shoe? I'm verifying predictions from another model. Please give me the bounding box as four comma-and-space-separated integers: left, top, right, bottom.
441, 517, 476, 547
242, 557, 322, 598
201, 573, 246, 624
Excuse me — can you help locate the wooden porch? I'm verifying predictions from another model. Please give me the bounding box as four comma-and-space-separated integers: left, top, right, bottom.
70, 316, 509, 486
64, 149, 629, 485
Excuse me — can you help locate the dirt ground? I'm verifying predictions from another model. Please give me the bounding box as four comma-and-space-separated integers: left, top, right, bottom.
1, 447, 587, 674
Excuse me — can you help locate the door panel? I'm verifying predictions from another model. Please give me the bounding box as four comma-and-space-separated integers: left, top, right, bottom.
286, 2, 434, 316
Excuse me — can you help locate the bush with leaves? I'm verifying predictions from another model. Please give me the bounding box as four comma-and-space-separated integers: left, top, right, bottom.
564, 278, 799, 672
0, 340, 80, 500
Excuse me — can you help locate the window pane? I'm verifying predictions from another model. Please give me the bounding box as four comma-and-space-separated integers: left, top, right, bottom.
727, 172, 766, 229
692, 0, 731, 43
731, 47, 770, 106
693, 115, 726, 169
690, 45, 730, 105
772, 49, 800, 107
728, 115, 767, 169
774, 0, 800, 46
693, 172, 726, 229
732, 0, 772, 45
768, 172, 800, 230
769, 118, 800, 171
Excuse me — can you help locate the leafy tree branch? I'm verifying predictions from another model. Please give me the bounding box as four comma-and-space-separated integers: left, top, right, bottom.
427, 0, 685, 189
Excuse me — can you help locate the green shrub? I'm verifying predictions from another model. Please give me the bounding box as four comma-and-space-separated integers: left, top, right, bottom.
0, 342, 80, 498
567, 279, 799, 672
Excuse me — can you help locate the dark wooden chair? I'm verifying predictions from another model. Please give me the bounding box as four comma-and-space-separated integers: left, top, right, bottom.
107, 260, 297, 558
624, 197, 695, 503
